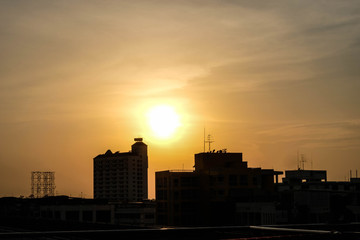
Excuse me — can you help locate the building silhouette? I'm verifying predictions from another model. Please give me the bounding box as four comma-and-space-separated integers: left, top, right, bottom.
277, 169, 360, 223
156, 151, 282, 226
93, 138, 148, 202
0, 196, 155, 227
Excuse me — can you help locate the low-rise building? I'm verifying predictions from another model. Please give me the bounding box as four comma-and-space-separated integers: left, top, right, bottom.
277, 169, 360, 223
0, 196, 156, 227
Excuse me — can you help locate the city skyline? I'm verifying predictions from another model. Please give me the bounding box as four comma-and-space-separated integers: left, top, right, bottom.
1, 1, 360, 198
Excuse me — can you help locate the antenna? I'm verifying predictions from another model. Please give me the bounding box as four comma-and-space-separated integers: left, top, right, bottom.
205, 134, 214, 152
300, 154, 306, 170
297, 151, 299, 170
203, 128, 206, 153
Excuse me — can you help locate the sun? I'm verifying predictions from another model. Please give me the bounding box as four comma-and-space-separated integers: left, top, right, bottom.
147, 105, 181, 139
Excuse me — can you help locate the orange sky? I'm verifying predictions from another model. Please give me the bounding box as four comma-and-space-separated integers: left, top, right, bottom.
1, 1, 360, 199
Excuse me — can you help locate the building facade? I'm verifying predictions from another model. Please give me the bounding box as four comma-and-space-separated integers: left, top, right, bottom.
93, 138, 148, 202
156, 151, 282, 226
277, 169, 360, 224
0, 196, 155, 227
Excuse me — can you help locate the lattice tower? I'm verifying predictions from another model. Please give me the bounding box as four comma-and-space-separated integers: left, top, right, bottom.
31, 171, 55, 198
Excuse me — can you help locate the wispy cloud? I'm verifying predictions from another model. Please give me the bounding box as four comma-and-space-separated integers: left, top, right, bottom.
256, 120, 360, 150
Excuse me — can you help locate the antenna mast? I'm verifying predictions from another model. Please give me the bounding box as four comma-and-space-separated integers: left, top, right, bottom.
205, 134, 214, 152
300, 154, 306, 170
297, 151, 299, 169
203, 128, 206, 153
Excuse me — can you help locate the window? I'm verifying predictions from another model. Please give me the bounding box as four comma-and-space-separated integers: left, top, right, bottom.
210, 176, 216, 186
229, 175, 237, 186
217, 175, 224, 183
174, 191, 179, 198
252, 176, 258, 186
239, 175, 248, 185
173, 178, 179, 187
164, 178, 168, 187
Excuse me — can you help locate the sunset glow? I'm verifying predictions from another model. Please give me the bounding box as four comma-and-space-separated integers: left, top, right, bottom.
147, 105, 181, 139
0, 1, 359, 200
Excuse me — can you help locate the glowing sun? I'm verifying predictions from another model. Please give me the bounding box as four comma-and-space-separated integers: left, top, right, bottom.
147, 105, 180, 139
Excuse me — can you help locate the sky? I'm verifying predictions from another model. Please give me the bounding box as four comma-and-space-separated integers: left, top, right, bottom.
1, 0, 360, 199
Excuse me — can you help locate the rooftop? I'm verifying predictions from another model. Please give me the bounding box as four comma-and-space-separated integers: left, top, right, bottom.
94, 150, 136, 159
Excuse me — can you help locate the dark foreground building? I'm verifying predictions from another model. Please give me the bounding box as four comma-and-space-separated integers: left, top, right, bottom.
3, 197, 359, 240
0, 196, 155, 227
277, 169, 360, 224
156, 151, 282, 226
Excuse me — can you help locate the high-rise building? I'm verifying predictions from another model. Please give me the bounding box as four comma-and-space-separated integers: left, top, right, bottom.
93, 138, 148, 202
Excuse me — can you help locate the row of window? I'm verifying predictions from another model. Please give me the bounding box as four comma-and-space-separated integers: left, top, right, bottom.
95, 191, 144, 196
95, 189, 144, 194
94, 168, 143, 172
94, 181, 143, 188
157, 175, 261, 188
94, 175, 143, 179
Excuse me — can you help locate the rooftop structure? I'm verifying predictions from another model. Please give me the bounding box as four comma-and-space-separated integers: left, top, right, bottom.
282, 169, 327, 185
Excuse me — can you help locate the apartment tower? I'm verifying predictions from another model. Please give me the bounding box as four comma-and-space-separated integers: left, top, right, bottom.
93, 138, 148, 202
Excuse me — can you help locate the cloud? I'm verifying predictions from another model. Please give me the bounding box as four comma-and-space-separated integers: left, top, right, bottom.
256, 120, 360, 150
305, 17, 360, 34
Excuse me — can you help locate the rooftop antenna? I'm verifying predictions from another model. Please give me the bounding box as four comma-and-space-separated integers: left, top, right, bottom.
297, 151, 300, 170
203, 128, 206, 153
205, 134, 214, 152
300, 154, 306, 170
